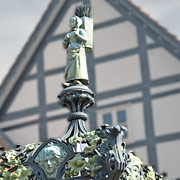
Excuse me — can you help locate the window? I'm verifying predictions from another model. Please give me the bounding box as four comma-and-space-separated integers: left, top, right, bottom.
117, 110, 126, 123
101, 110, 128, 138
97, 104, 139, 143
103, 113, 112, 125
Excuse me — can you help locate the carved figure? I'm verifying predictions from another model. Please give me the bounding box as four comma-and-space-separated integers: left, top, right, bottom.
62, 16, 89, 87
34, 143, 67, 179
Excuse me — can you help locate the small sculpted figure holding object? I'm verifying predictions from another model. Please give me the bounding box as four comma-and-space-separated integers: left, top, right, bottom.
62, 16, 89, 88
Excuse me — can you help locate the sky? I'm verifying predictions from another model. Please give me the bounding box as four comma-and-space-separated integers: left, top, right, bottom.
0, 0, 51, 85
0, 0, 180, 85
132, 0, 180, 38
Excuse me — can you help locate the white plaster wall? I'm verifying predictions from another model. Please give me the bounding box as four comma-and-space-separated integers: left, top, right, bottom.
44, 40, 66, 70
145, 34, 155, 45
45, 73, 64, 104
7, 80, 39, 113
53, 2, 82, 35
29, 63, 37, 75
129, 102, 146, 141
152, 93, 180, 136
91, 0, 122, 24
5, 124, 39, 145
0, 114, 39, 128
94, 21, 138, 58
97, 91, 142, 107
150, 82, 180, 95
95, 54, 142, 92
47, 118, 68, 139
148, 47, 180, 80
157, 140, 180, 179
46, 108, 69, 118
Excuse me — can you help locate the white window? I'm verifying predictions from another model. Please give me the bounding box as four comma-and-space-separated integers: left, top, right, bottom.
97, 104, 134, 142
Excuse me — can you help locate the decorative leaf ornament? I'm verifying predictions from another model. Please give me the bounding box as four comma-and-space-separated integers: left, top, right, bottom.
0, 143, 40, 180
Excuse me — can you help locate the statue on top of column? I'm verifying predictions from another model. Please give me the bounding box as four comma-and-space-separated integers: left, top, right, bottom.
62, 4, 93, 88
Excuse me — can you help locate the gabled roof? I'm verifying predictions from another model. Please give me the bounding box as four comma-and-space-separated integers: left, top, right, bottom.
0, 0, 180, 110
0, 0, 66, 109
127, 0, 180, 42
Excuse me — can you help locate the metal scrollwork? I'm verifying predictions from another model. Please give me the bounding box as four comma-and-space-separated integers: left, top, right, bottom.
24, 139, 72, 180
93, 124, 130, 180
58, 85, 95, 142
23, 163, 46, 180
0, 4, 164, 180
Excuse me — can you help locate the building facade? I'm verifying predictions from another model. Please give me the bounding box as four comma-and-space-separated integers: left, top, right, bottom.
0, 0, 180, 179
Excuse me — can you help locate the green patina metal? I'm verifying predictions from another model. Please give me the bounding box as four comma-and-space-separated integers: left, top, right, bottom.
62, 5, 93, 88
0, 133, 163, 180
0, 4, 164, 180
0, 143, 40, 180
34, 143, 68, 179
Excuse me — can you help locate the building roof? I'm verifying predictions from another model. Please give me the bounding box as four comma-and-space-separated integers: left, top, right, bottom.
127, 0, 180, 42
0, 0, 180, 110
0, 0, 66, 109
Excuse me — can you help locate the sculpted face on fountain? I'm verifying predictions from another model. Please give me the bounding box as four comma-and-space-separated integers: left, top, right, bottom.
34, 143, 67, 179
42, 152, 58, 176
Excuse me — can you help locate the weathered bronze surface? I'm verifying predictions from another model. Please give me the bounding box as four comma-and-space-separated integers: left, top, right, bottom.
0, 4, 163, 180
62, 5, 93, 88
58, 85, 95, 142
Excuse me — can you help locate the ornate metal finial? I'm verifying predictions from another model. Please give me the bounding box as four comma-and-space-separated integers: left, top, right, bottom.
0, 4, 164, 180
59, 4, 94, 143
93, 124, 129, 180
58, 85, 95, 142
